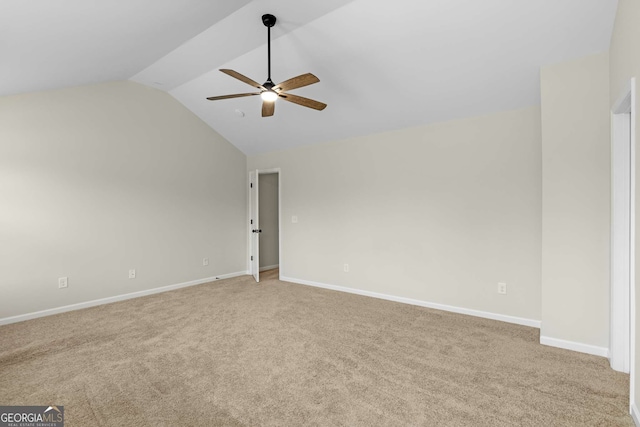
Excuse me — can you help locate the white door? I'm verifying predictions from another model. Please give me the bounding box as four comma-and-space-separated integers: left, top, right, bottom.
611, 111, 631, 373
610, 78, 636, 375
250, 170, 260, 282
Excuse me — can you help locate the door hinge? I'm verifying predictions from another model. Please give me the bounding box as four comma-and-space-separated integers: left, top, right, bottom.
251, 219, 253, 224
250, 183, 253, 188
251, 256, 253, 261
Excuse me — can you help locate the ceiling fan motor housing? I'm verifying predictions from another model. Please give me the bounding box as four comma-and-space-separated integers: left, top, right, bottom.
263, 79, 275, 90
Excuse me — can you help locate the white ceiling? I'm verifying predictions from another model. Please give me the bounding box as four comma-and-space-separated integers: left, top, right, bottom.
0, 0, 252, 96
3, 0, 618, 155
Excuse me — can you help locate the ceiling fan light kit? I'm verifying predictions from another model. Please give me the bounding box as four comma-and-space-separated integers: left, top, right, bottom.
261, 90, 278, 102
206, 13, 327, 117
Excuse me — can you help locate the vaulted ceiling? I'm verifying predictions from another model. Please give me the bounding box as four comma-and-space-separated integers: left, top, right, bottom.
2, 0, 618, 155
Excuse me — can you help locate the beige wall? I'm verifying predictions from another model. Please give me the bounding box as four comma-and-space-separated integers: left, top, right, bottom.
0, 81, 247, 319
259, 173, 279, 269
249, 107, 542, 321
609, 0, 640, 411
540, 52, 611, 349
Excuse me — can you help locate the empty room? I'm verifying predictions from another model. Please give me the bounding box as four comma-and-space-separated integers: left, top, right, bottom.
2, 0, 640, 425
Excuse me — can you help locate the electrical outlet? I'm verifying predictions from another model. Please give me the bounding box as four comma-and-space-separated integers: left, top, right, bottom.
203, 258, 209, 266
129, 269, 136, 279
58, 277, 68, 289
498, 282, 507, 295
292, 215, 298, 223
344, 264, 349, 273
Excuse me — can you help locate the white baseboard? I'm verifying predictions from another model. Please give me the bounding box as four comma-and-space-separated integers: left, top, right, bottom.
540, 336, 609, 358
0, 271, 249, 326
632, 403, 640, 426
259, 264, 279, 272
280, 276, 541, 328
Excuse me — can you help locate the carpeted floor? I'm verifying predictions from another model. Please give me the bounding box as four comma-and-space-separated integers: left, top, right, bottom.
0, 270, 634, 426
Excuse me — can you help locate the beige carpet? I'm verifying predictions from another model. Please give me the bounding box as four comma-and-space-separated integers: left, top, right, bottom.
0, 270, 633, 426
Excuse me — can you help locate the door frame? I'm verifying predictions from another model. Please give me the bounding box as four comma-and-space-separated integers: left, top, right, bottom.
248, 168, 282, 281
610, 78, 636, 407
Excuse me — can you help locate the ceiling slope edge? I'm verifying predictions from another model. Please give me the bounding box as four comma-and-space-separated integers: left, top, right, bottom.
130, 0, 357, 92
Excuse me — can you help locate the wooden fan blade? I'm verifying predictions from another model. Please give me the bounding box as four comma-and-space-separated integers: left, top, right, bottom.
278, 92, 327, 111
273, 73, 319, 92
220, 69, 265, 90
206, 92, 260, 101
262, 100, 275, 117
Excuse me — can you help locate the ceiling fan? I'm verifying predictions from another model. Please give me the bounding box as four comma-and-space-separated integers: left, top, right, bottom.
206, 14, 327, 117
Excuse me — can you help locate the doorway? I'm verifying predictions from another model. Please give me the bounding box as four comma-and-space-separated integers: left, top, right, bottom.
249, 169, 281, 283
610, 78, 636, 409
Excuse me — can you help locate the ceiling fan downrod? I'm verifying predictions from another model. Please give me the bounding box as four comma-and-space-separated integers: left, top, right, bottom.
262, 14, 277, 89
